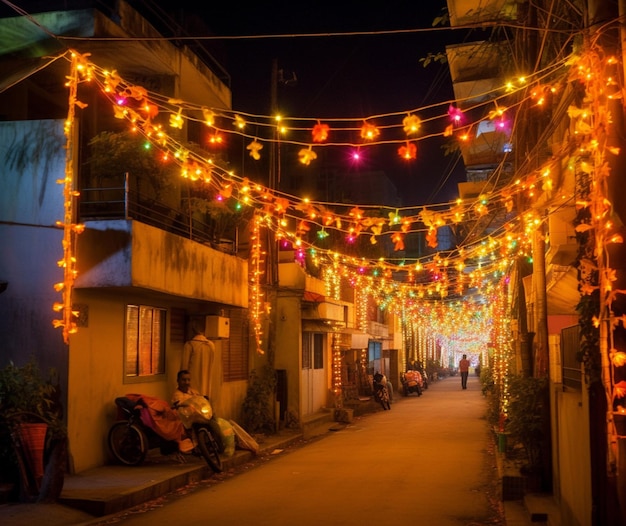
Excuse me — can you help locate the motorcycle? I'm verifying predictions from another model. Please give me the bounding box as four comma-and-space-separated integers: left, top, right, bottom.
401, 370, 423, 397
107, 394, 223, 472
372, 372, 391, 410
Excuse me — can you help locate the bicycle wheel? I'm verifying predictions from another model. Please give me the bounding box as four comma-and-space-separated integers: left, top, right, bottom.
108, 421, 147, 466
196, 427, 223, 473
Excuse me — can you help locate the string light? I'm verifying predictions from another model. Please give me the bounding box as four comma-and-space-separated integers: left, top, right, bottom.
46, 46, 624, 440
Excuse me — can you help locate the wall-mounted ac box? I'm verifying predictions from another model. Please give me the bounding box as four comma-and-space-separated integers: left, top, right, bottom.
205, 315, 230, 339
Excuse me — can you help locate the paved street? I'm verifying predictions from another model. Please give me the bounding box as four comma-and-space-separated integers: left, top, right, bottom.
87, 374, 504, 526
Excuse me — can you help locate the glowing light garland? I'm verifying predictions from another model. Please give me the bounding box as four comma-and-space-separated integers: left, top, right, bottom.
570, 49, 626, 465
249, 213, 266, 354
52, 51, 88, 343
82, 53, 573, 305
45, 46, 626, 433
332, 333, 342, 397
492, 281, 511, 422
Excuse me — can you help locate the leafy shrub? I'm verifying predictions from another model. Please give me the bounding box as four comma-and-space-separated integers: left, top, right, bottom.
506, 375, 548, 472
242, 364, 277, 434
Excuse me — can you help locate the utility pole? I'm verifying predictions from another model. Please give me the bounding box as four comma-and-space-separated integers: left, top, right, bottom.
268, 58, 279, 288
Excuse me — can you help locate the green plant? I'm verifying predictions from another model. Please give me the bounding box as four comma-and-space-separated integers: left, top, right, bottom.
184, 194, 253, 245
0, 359, 67, 500
479, 366, 500, 428
505, 375, 548, 473
241, 364, 277, 434
0, 359, 65, 431
87, 131, 177, 201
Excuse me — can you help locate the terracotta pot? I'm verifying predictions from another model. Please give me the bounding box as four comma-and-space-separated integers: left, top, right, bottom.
16, 423, 48, 491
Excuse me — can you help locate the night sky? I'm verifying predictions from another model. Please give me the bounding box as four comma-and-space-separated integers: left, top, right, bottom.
157, 0, 468, 206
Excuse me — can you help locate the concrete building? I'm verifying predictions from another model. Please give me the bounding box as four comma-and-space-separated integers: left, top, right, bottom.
0, 1, 401, 480
446, 0, 626, 523
0, 0, 246, 473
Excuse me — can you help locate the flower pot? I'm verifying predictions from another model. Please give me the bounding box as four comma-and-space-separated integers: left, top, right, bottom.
15, 423, 48, 491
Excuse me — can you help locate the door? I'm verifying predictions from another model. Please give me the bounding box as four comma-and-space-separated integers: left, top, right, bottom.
368, 340, 388, 376
301, 332, 326, 416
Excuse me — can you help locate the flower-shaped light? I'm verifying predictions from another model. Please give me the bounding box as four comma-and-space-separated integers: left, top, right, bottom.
360, 122, 380, 141
247, 139, 263, 160
169, 108, 184, 129
234, 114, 246, 129
398, 142, 417, 160
312, 122, 330, 142
448, 105, 464, 124
298, 147, 317, 165
402, 114, 422, 135
202, 108, 216, 127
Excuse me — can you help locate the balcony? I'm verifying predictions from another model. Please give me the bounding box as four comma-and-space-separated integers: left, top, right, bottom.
75, 180, 248, 307
79, 180, 241, 255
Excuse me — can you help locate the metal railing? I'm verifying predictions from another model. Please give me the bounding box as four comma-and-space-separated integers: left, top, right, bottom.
78, 179, 237, 254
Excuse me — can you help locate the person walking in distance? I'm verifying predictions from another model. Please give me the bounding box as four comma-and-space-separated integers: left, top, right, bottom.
459, 354, 470, 389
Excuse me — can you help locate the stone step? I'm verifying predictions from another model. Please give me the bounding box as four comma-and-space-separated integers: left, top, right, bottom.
524, 493, 561, 525
301, 409, 334, 434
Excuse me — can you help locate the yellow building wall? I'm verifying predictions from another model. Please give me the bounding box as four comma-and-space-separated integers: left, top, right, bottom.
275, 293, 303, 421
68, 289, 250, 473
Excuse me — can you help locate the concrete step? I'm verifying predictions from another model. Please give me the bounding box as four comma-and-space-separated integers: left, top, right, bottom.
524, 493, 561, 525
301, 409, 335, 435
504, 500, 536, 526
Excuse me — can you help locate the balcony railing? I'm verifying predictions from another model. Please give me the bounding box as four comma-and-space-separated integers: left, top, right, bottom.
78, 181, 238, 255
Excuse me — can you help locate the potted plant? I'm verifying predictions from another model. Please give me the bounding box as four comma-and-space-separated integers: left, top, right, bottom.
0, 359, 67, 502
505, 375, 548, 485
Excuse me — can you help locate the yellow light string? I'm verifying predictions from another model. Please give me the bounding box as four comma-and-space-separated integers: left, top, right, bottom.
356, 281, 369, 333
49, 49, 579, 346
84, 55, 574, 297
52, 51, 87, 343
572, 49, 626, 466
86, 49, 571, 156
332, 333, 342, 398
249, 213, 265, 354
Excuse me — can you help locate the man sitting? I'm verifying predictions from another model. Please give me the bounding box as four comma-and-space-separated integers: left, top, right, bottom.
172, 369, 201, 407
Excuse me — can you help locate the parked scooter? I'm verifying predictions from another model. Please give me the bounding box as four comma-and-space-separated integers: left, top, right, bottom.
401, 370, 423, 396
372, 372, 391, 410
176, 395, 223, 472
108, 394, 223, 472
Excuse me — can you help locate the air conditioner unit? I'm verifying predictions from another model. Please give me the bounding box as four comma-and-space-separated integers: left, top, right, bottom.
205, 316, 230, 339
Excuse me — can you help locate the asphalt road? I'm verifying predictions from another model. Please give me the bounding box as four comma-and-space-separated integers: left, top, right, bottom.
88, 374, 504, 526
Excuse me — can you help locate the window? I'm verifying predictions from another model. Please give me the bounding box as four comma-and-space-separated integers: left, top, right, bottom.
302, 332, 324, 370
223, 308, 249, 381
561, 325, 582, 390
313, 333, 324, 369
125, 305, 166, 378
368, 340, 383, 375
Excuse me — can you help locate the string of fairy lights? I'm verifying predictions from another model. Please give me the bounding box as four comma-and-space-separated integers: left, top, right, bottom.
52, 36, 626, 456
571, 46, 626, 461
52, 48, 573, 340
75, 51, 574, 283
